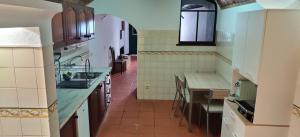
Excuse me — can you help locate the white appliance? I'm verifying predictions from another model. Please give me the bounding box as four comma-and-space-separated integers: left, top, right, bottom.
76, 100, 90, 137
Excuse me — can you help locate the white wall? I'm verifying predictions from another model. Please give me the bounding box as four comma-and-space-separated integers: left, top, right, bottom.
89, 0, 181, 30
0, 1, 62, 47
89, 14, 129, 68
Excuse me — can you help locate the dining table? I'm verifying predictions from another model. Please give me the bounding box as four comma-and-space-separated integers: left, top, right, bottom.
184, 72, 231, 132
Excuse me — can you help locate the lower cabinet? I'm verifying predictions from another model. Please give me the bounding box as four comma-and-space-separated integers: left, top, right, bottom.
88, 84, 106, 137
60, 114, 78, 137
221, 100, 289, 137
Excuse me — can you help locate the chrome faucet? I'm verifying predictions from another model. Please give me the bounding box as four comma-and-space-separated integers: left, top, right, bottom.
85, 59, 91, 83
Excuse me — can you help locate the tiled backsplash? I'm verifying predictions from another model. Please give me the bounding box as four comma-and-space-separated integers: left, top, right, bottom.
0, 46, 59, 137
137, 30, 217, 100
137, 30, 233, 100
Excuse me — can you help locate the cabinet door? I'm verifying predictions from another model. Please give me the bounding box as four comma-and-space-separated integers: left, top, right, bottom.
52, 12, 65, 48
97, 84, 106, 122
88, 89, 100, 137
60, 114, 78, 137
77, 100, 90, 137
242, 11, 266, 84
64, 7, 77, 43
78, 9, 87, 38
233, 13, 248, 71
85, 8, 95, 37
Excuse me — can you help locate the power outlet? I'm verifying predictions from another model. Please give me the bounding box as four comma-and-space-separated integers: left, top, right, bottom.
145, 84, 150, 90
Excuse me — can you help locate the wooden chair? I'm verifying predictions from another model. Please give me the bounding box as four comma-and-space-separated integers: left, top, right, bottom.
172, 74, 184, 115
199, 89, 229, 137
109, 47, 126, 74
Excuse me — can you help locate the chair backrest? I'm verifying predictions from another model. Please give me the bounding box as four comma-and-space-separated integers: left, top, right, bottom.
109, 47, 116, 62
175, 74, 185, 96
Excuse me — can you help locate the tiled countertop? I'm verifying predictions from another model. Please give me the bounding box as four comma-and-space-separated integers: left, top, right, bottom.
57, 67, 111, 128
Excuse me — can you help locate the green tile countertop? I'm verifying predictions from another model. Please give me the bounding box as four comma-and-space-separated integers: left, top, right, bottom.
57, 67, 111, 128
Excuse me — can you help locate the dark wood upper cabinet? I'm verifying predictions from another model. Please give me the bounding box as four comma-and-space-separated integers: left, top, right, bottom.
78, 9, 88, 39
85, 8, 95, 38
64, 6, 78, 44
52, 12, 65, 47
52, 2, 95, 49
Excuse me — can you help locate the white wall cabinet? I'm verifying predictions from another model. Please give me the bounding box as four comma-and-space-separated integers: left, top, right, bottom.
76, 100, 90, 137
221, 100, 289, 137
232, 10, 300, 126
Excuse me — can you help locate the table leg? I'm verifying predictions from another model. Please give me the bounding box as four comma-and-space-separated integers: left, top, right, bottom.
188, 91, 193, 132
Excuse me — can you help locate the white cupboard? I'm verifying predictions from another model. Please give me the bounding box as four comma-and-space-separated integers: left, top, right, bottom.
77, 100, 90, 137
221, 100, 289, 137
231, 9, 300, 126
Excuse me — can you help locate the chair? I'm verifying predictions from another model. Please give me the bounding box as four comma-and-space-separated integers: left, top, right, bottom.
173, 75, 202, 126
109, 47, 126, 74
199, 89, 229, 137
172, 74, 184, 116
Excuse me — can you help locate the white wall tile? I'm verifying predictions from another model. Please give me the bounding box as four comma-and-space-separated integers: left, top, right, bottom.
44, 66, 57, 106
38, 89, 48, 108
49, 111, 60, 137
17, 88, 39, 108
0, 48, 13, 67
0, 68, 16, 88
40, 118, 50, 136
13, 48, 35, 67
42, 46, 54, 67
1, 117, 22, 136
15, 68, 37, 88
35, 68, 46, 89
34, 48, 44, 67
21, 118, 42, 135
0, 88, 18, 108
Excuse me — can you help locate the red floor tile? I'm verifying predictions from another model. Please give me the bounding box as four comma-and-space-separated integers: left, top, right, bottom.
98, 56, 219, 137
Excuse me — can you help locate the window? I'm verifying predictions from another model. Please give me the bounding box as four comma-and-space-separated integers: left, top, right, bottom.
178, 0, 217, 46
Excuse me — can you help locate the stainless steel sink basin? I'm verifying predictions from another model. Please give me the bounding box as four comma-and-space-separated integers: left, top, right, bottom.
57, 72, 102, 89
73, 72, 102, 80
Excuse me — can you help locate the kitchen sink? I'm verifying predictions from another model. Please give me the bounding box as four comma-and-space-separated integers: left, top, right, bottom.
57, 72, 102, 89
73, 72, 102, 80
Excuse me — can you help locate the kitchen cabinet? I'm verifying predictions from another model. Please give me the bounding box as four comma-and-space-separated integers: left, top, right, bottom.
88, 84, 106, 137
52, 2, 95, 49
221, 100, 289, 137
85, 8, 95, 38
52, 12, 65, 48
63, 6, 78, 44
77, 100, 90, 137
60, 114, 78, 137
232, 10, 300, 126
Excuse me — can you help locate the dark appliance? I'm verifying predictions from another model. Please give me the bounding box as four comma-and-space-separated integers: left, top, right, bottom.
234, 100, 255, 122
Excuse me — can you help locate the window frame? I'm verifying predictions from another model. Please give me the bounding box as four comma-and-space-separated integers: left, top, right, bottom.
177, 0, 218, 46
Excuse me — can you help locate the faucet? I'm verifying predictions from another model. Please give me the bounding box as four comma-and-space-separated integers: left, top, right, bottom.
68, 55, 83, 67
85, 59, 91, 82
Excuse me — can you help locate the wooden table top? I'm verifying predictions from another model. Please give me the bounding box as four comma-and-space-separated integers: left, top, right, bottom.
185, 72, 231, 92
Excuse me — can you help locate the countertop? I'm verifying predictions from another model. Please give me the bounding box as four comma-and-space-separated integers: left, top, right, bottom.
57, 67, 111, 128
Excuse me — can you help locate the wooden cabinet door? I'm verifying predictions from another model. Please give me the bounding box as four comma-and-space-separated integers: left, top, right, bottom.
52, 12, 65, 48
78, 9, 87, 39
88, 89, 100, 137
243, 11, 266, 84
85, 8, 95, 37
98, 84, 106, 122
60, 114, 78, 137
64, 6, 77, 43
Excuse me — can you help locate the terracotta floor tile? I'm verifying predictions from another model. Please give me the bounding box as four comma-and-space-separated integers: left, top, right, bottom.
97, 56, 220, 137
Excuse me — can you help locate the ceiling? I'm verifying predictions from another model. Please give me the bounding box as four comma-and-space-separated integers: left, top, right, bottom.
45, 0, 93, 5
216, 0, 256, 9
